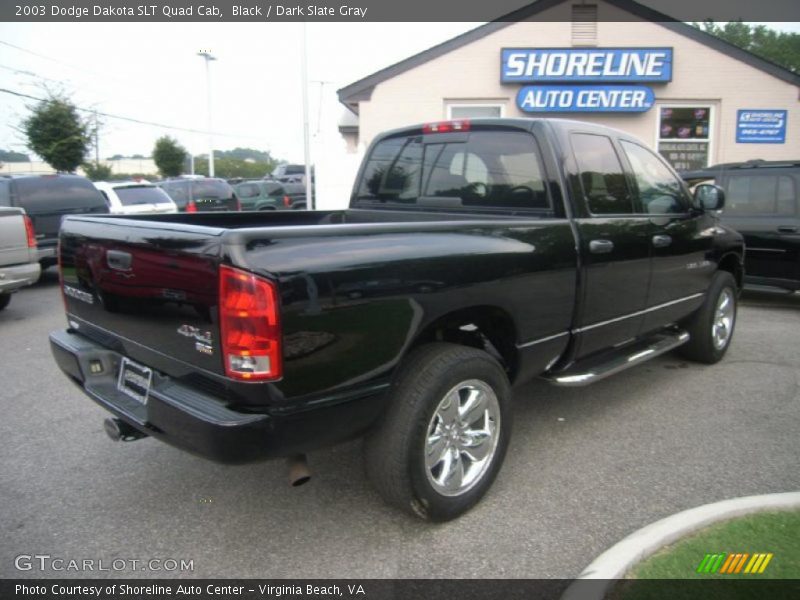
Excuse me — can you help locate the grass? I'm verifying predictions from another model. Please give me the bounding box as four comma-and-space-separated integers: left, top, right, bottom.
609, 510, 800, 600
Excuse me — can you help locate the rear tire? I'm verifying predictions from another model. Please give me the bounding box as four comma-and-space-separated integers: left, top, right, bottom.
364, 343, 511, 521
0, 293, 11, 311
679, 271, 737, 364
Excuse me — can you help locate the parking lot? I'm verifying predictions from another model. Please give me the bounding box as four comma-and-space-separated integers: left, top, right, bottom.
1, 270, 798, 579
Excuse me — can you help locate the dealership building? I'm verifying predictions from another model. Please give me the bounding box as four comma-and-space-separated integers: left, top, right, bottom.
337, 0, 800, 173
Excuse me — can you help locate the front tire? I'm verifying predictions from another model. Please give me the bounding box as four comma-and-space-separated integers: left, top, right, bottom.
679, 271, 737, 364
364, 343, 512, 521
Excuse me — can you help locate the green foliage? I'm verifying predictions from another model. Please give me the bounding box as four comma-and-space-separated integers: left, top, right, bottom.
215, 147, 275, 163
192, 156, 277, 179
82, 162, 113, 181
0, 149, 31, 162
22, 94, 92, 172
695, 20, 800, 73
152, 136, 187, 177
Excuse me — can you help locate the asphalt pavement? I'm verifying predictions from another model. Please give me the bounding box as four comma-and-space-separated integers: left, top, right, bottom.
1, 270, 798, 579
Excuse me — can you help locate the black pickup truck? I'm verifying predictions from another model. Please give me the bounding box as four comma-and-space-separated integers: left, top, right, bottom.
50, 118, 743, 521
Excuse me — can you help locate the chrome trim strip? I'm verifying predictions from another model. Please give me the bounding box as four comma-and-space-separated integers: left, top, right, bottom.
516, 331, 569, 349
574, 293, 704, 334
748, 248, 786, 253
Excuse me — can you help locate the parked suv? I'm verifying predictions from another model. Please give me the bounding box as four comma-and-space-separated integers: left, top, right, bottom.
95, 181, 177, 215
235, 180, 307, 211
0, 174, 107, 268
157, 178, 239, 212
682, 160, 799, 291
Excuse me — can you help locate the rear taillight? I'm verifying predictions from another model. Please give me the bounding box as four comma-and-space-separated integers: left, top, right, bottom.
283, 195, 291, 208
186, 200, 198, 213
23, 215, 37, 248
219, 265, 282, 381
234, 195, 241, 211
423, 120, 471, 134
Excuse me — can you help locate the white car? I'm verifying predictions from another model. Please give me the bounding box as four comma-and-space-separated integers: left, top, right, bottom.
94, 181, 178, 215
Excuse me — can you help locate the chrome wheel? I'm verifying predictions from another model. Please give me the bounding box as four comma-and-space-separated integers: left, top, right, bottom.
424, 379, 501, 497
712, 288, 735, 350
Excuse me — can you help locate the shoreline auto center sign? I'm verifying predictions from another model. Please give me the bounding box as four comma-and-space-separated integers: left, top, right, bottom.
502, 48, 672, 113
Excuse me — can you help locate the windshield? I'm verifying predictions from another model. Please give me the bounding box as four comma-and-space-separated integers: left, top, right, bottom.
115, 185, 174, 206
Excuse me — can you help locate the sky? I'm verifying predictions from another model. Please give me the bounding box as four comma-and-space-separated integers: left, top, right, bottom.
0, 20, 797, 164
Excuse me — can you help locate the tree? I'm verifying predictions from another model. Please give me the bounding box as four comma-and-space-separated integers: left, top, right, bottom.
192, 156, 278, 179
0, 149, 30, 162
153, 136, 187, 177
82, 162, 112, 181
694, 20, 800, 74
22, 94, 92, 172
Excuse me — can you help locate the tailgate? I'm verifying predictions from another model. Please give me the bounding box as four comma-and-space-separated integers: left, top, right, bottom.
0, 207, 32, 266
59, 216, 226, 377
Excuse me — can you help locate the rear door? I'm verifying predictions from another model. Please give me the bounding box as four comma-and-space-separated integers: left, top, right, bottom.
568, 132, 652, 358
617, 139, 712, 333
720, 171, 799, 286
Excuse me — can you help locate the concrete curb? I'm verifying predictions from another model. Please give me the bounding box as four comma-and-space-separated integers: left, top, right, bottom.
562, 491, 800, 600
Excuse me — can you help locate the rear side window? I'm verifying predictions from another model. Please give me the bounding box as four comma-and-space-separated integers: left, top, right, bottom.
237, 183, 260, 199
115, 186, 173, 206
159, 182, 188, 208
619, 140, 688, 214
571, 134, 632, 215
13, 176, 106, 213
356, 130, 549, 211
0, 181, 10, 206
726, 175, 797, 216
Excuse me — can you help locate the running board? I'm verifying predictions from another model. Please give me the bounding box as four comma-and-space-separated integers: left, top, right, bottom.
542, 330, 690, 387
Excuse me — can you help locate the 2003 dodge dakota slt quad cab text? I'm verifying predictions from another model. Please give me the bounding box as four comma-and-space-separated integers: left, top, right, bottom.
50, 119, 743, 520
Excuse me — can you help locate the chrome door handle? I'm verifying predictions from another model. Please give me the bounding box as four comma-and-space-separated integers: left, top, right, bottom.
652, 234, 672, 248
589, 239, 614, 254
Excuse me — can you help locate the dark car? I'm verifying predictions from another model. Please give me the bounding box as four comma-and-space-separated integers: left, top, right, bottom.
0, 174, 107, 267
51, 118, 742, 521
157, 178, 239, 212
234, 181, 307, 211
682, 160, 800, 291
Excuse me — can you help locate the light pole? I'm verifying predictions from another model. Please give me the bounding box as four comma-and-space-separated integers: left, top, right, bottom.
197, 49, 216, 177
300, 23, 313, 209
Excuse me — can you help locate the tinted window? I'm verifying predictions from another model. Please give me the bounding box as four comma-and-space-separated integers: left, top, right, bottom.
189, 180, 234, 200
620, 140, 687, 214
0, 181, 10, 206
571, 134, 631, 215
13, 176, 106, 213
356, 131, 548, 211
115, 186, 173, 206
159, 182, 188, 208
237, 183, 260, 199
726, 175, 797, 216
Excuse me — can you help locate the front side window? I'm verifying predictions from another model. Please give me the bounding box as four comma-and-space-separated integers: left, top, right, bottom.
571, 133, 632, 215
620, 140, 687, 214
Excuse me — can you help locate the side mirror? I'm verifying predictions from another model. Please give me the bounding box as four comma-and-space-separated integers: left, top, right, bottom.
693, 184, 725, 211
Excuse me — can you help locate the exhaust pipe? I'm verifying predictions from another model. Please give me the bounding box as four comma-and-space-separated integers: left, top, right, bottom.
103, 417, 147, 442
287, 454, 311, 487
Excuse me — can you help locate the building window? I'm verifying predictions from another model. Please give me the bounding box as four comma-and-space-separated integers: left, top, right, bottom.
657, 105, 713, 171
571, 4, 598, 46
446, 104, 504, 119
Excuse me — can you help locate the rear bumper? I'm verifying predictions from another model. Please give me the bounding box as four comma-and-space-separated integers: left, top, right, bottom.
50, 328, 278, 464
0, 260, 41, 294
49, 328, 388, 464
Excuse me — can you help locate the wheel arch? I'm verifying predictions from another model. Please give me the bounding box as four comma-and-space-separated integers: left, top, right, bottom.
406, 305, 520, 382
717, 252, 744, 291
